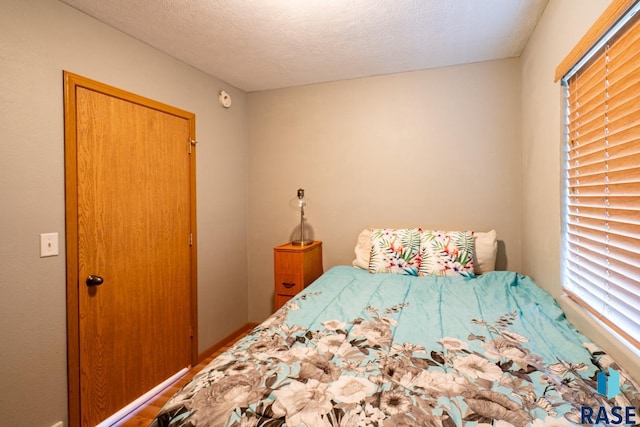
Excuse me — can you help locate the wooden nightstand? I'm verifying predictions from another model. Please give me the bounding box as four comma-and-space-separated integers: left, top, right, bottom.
273, 241, 323, 311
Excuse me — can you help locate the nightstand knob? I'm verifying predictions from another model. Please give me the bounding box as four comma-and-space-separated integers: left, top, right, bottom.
282, 282, 296, 289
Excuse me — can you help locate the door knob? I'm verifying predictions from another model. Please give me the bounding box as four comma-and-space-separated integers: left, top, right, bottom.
86, 275, 104, 286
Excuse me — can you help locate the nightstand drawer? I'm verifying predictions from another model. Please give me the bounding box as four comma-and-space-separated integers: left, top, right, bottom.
274, 251, 302, 273
273, 241, 323, 311
275, 273, 303, 294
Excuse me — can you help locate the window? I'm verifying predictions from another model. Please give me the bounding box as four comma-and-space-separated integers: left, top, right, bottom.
559, 1, 640, 350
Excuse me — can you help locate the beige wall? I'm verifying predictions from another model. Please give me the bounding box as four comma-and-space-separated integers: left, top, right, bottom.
521, 0, 640, 378
247, 59, 522, 322
0, 0, 248, 425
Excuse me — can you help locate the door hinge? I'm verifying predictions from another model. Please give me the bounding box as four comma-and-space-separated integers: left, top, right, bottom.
188, 138, 198, 154
189, 233, 193, 246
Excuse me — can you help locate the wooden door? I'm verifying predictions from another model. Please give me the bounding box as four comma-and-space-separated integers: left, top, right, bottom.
64, 72, 198, 426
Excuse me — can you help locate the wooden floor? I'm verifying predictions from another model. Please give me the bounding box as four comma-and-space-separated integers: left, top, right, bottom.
118, 323, 257, 426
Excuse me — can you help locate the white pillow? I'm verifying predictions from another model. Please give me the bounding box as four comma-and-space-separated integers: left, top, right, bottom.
353, 228, 498, 274
473, 229, 498, 274
352, 228, 372, 269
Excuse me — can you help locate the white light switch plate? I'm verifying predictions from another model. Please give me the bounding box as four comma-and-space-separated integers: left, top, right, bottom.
40, 232, 59, 257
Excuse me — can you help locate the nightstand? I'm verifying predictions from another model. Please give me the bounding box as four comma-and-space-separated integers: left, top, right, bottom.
273, 241, 323, 311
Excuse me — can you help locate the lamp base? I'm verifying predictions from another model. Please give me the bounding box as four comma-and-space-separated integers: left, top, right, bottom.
291, 239, 313, 246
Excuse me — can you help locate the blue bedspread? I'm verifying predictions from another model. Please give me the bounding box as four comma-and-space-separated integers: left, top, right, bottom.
152, 266, 639, 426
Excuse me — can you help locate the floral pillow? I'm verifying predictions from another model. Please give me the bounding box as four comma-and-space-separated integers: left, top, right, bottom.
368, 228, 422, 276
419, 230, 475, 277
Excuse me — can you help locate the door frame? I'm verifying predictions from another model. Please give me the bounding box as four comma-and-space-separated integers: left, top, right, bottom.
63, 71, 198, 426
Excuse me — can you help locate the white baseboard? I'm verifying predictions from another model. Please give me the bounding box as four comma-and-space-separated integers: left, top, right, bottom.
96, 367, 189, 427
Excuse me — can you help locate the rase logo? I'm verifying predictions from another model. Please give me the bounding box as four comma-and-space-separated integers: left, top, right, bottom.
581, 368, 637, 425
598, 368, 621, 399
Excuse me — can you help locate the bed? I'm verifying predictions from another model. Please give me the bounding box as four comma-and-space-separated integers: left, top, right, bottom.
152, 230, 639, 427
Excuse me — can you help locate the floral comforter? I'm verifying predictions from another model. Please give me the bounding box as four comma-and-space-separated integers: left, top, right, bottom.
152, 266, 639, 426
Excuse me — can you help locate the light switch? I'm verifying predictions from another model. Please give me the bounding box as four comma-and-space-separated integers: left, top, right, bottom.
40, 232, 59, 257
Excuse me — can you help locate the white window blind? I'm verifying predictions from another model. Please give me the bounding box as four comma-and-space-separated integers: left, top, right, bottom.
562, 4, 640, 351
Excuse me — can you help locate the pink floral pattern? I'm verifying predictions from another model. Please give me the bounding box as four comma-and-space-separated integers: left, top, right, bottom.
368, 228, 422, 275
419, 230, 475, 277
367, 229, 475, 277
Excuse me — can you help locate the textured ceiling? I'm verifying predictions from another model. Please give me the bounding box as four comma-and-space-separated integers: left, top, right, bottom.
59, 0, 549, 92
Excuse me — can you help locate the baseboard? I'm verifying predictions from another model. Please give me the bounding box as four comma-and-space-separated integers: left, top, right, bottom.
198, 322, 259, 363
